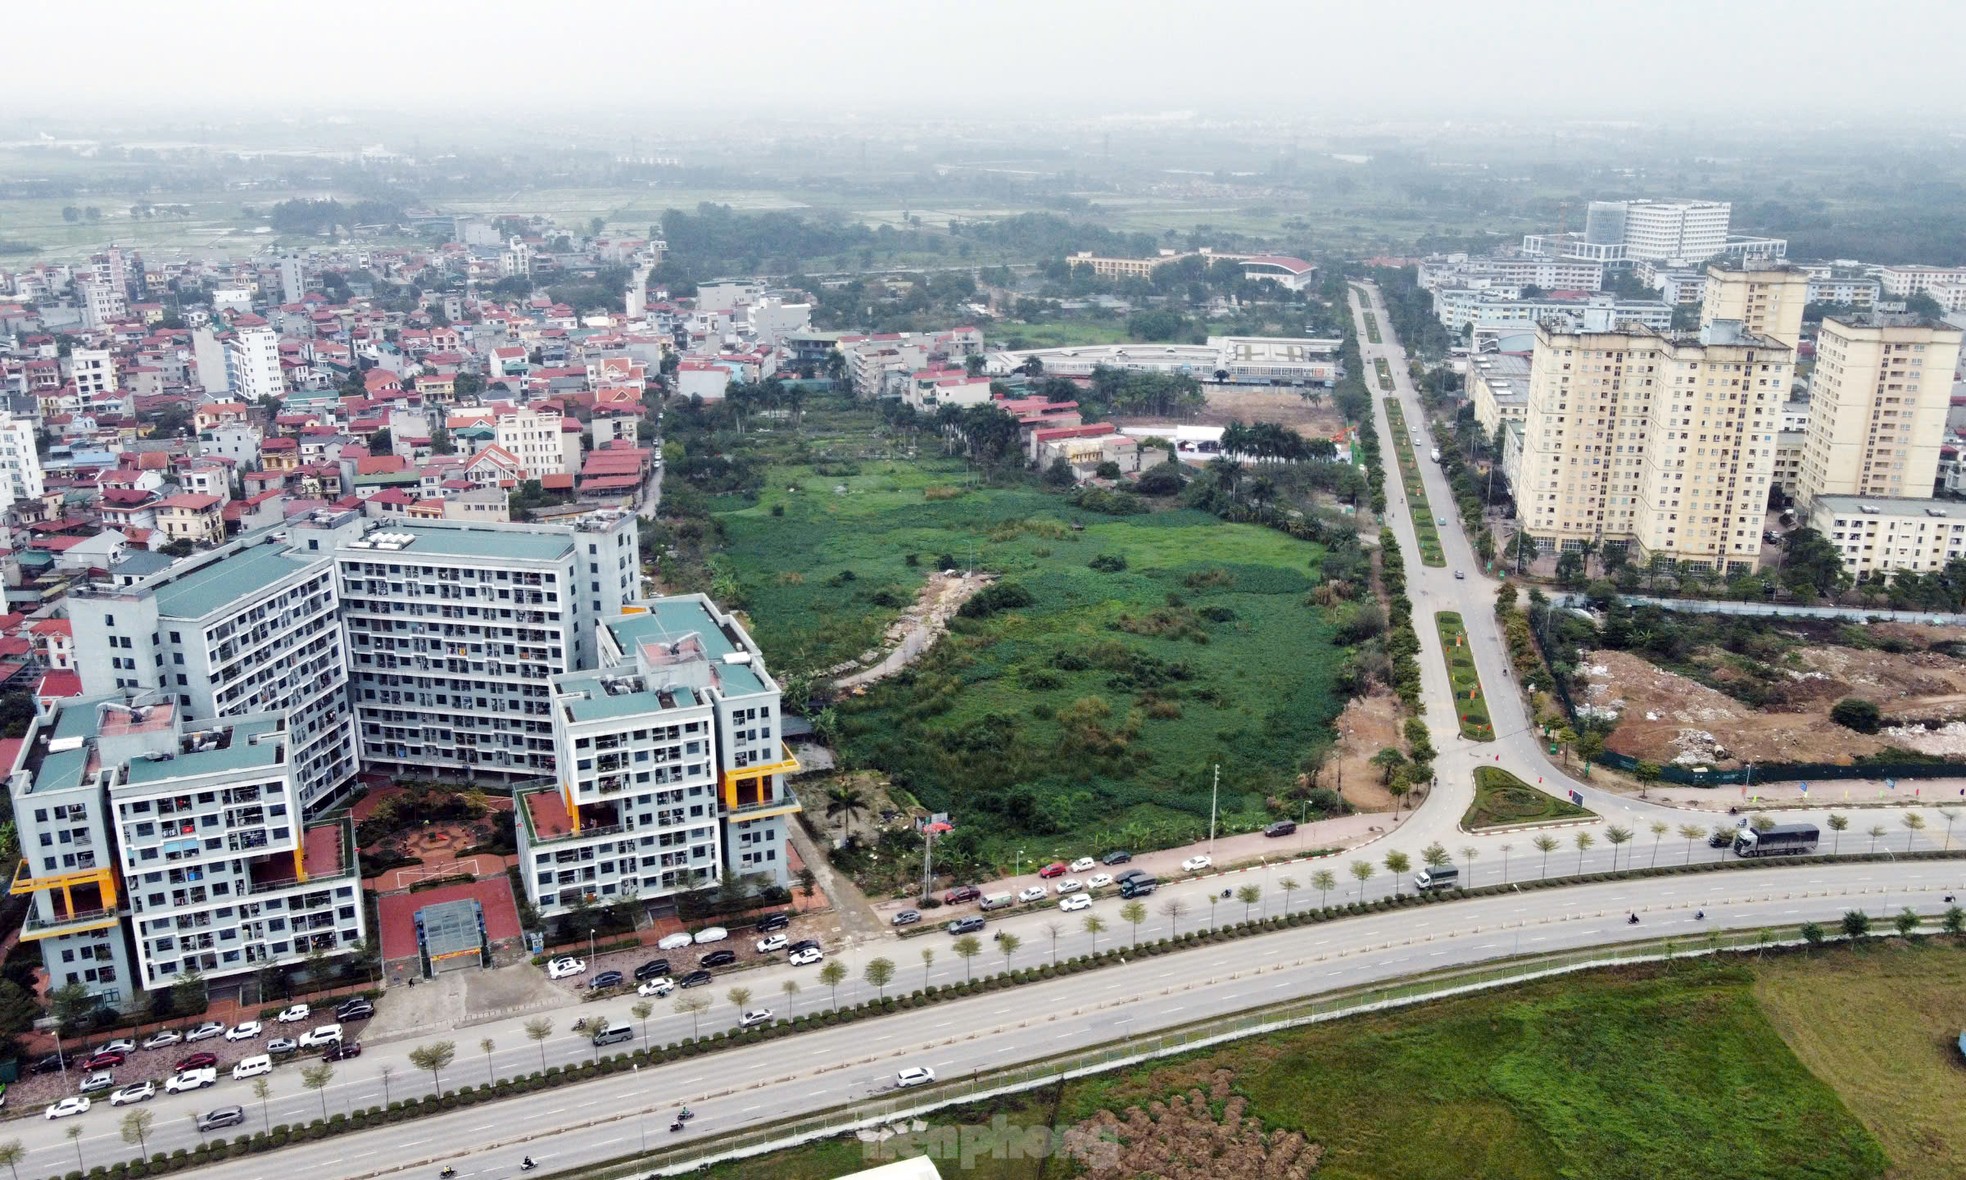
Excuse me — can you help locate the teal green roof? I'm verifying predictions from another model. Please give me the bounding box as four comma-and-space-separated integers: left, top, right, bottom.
605, 599, 772, 698
124, 717, 282, 785
30, 747, 89, 795
558, 672, 704, 723
392, 524, 571, 562
150, 545, 316, 620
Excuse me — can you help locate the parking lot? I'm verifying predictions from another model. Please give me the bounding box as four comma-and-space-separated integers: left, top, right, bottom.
546, 907, 833, 999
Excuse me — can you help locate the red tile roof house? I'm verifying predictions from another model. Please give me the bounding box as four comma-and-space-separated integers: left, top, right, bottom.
154, 493, 226, 546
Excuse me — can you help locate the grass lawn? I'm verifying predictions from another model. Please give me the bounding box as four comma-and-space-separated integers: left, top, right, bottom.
694, 961, 1890, 1180
714, 418, 1347, 861
1435, 612, 1494, 741
1373, 356, 1395, 390
993, 318, 1135, 349
1382, 400, 1444, 566
1363, 310, 1383, 344
1462, 766, 1594, 831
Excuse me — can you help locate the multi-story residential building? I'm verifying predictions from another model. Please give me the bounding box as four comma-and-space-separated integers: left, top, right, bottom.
1700, 259, 1808, 351
1467, 353, 1531, 435
1794, 315, 1964, 508
1430, 289, 1674, 335
77, 279, 127, 330
0, 410, 45, 513
1805, 275, 1880, 309
68, 514, 366, 811
1809, 496, 1966, 577
1517, 316, 1792, 572
70, 348, 118, 411
154, 494, 225, 546
1874, 265, 1966, 299
493, 407, 577, 480
225, 323, 285, 403
8, 694, 364, 1005
336, 513, 639, 781
989, 337, 1341, 387
1416, 255, 1605, 292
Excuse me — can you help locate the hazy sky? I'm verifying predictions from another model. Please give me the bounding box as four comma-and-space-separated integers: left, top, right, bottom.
18, 0, 1965, 121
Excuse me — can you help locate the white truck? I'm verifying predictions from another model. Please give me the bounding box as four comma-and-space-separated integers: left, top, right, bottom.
1414, 864, 1460, 891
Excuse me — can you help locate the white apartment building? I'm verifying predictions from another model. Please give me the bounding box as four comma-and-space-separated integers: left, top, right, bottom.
337, 514, 639, 780
1518, 318, 1791, 572
225, 323, 285, 403
1806, 276, 1880, 309
1809, 496, 1966, 577
989, 337, 1342, 387
68, 513, 367, 812
70, 348, 118, 412
0, 410, 45, 512
1467, 353, 1531, 435
1416, 255, 1605, 292
77, 279, 127, 329
1794, 315, 1965, 508
1591, 199, 1732, 264
1431, 289, 1674, 335
1701, 260, 1808, 351
493, 406, 579, 480
1875, 265, 1966, 299
9, 696, 365, 1005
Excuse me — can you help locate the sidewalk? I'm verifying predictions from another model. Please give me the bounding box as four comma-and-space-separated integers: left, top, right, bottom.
1647, 777, 1966, 811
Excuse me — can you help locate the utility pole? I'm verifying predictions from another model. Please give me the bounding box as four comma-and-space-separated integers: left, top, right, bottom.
1208, 764, 1219, 853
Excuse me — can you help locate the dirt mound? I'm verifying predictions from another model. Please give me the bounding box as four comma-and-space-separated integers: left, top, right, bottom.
1328, 691, 1402, 812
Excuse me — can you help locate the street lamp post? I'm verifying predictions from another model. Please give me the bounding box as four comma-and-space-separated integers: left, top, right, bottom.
1208, 764, 1219, 854
1015, 849, 1024, 880
588, 928, 596, 965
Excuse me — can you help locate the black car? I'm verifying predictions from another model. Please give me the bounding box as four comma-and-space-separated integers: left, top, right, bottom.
786, 938, 821, 954
754, 912, 791, 933
589, 970, 625, 989
699, 949, 737, 968
678, 970, 714, 988
1101, 850, 1133, 865
947, 916, 985, 935
1265, 821, 1297, 838
634, 958, 671, 981
335, 1002, 374, 1022
323, 1041, 362, 1062
891, 909, 922, 927
31, 1052, 70, 1075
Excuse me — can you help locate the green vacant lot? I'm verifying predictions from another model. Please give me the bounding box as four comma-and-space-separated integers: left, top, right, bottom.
1462, 766, 1593, 831
717, 449, 1345, 860
697, 955, 1907, 1180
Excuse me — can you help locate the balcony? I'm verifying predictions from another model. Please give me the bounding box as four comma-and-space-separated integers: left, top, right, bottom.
21, 902, 121, 941
245, 817, 358, 895
724, 795, 804, 822
518, 785, 629, 846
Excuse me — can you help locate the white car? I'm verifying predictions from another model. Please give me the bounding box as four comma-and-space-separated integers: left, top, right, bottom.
184, 1021, 225, 1042
141, 1029, 182, 1050
223, 1021, 263, 1042
895, 1066, 936, 1088
756, 934, 788, 954
165, 1068, 217, 1094
1181, 855, 1213, 873
636, 977, 673, 998
693, 926, 729, 945
789, 947, 824, 967
297, 1025, 342, 1049
110, 1081, 155, 1107
45, 1096, 90, 1119
1054, 878, 1084, 895
1059, 894, 1092, 913
97, 1038, 136, 1055
1016, 886, 1046, 903
656, 932, 694, 951
738, 1008, 775, 1029
1086, 873, 1114, 890
275, 1004, 310, 1024
1068, 857, 1096, 873
546, 956, 586, 980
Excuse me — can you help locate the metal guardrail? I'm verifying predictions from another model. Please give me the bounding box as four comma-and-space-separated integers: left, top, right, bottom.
573, 922, 1827, 1180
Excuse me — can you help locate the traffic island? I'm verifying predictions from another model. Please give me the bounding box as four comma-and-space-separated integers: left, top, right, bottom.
1462, 766, 1595, 831
1383, 400, 1445, 566
1435, 612, 1495, 741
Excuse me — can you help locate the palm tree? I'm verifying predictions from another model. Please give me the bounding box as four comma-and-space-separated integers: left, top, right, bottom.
825, 784, 868, 838
1939, 809, 1960, 851
1498, 843, 1512, 883
1649, 822, 1669, 866
1384, 851, 1411, 896
1350, 859, 1375, 902
1827, 813, 1849, 853
1574, 831, 1595, 874
1311, 869, 1336, 911
1278, 875, 1300, 915
1604, 825, 1632, 871
1459, 845, 1478, 883
1903, 811, 1926, 851
1867, 824, 1887, 853
1533, 834, 1559, 878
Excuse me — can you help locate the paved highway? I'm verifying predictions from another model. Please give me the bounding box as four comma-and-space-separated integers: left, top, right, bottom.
26, 861, 1960, 1180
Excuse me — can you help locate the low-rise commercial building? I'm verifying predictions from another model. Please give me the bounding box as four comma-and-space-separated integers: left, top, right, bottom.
1809, 496, 1966, 577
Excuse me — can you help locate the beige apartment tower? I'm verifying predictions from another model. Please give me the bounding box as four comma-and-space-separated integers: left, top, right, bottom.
1702, 259, 1808, 351
1519, 319, 1791, 572
1794, 315, 1963, 509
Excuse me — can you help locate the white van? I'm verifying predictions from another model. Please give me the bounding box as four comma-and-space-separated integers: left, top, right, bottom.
978, 892, 1016, 911
231, 1054, 272, 1080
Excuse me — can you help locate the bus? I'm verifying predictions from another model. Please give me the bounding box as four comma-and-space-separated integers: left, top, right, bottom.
1732, 823, 1820, 858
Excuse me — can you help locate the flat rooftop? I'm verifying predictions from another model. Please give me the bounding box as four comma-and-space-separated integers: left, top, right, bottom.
149, 544, 319, 620
607, 598, 771, 696
1813, 495, 1966, 520
343, 523, 573, 563
557, 671, 705, 723
124, 717, 284, 785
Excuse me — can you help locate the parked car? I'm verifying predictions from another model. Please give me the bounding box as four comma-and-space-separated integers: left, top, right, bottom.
546, 956, 586, 979
323, 1041, 362, 1063
266, 1038, 299, 1055
896, 1066, 936, 1088
637, 978, 674, 998
173, 1052, 218, 1073
738, 1008, 775, 1029
678, 970, 714, 989
1086, 873, 1114, 890
589, 971, 625, 990
45, 1096, 90, 1120
1055, 878, 1084, 895
754, 912, 791, 933
700, 949, 737, 969
82, 1051, 126, 1070
756, 934, 788, 954
1037, 861, 1068, 879
164, 1068, 217, 1095
274, 1004, 310, 1024
334, 1001, 374, 1023
1101, 850, 1132, 866
297, 1025, 343, 1049
891, 909, 921, 927
787, 939, 821, 954
1265, 821, 1297, 838
1059, 894, 1092, 913
1016, 886, 1047, 903
109, 1082, 155, 1107
184, 1021, 225, 1043
946, 916, 985, 935
78, 1072, 116, 1095
1180, 855, 1213, 873
656, 932, 695, 951
31, 1052, 70, 1075
634, 958, 671, 981
943, 886, 981, 905
693, 926, 729, 945
223, 1022, 263, 1042
1068, 856, 1097, 873
196, 1106, 245, 1133
141, 1030, 182, 1050
789, 947, 824, 966
96, 1038, 136, 1055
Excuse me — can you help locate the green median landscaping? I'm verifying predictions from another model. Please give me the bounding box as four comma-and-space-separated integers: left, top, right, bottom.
1383, 399, 1444, 566
1435, 611, 1494, 741
1463, 766, 1595, 830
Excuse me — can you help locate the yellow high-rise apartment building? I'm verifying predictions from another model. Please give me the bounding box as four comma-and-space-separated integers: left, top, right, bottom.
1701, 258, 1808, 350
1794, 314, 1963, 508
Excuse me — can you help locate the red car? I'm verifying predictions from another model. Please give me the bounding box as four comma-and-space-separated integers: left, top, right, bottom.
942, 886, 980, 904
82, 1050, 126, 1070
174, 1052, 219, 1073
1037, 862, 1068, 879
